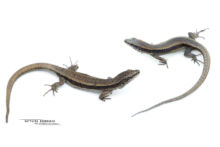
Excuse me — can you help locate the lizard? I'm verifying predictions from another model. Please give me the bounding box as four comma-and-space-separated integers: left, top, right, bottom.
124, 29, 210, 116
6, 62, 140, 122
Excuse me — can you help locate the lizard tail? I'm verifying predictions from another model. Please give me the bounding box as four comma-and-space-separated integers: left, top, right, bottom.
6, 63, 62, 123
132, 48, 210, 117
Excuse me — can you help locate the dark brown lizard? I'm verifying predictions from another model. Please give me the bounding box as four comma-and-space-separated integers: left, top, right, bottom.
125, 29, 210, 116
6, 62, 139, 122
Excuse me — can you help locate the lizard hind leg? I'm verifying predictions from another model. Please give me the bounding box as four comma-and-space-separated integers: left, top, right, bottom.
43, 77, 65, 96
151, 54, 168, 68
67, 64, 79, 72
63, 57, 79, 72
188, 28, 208, 40
99, 90, 112, 101
45, 58, 79, 96
184, 47, 204, 65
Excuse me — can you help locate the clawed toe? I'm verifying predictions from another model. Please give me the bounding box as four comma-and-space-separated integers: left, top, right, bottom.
158, 61, 168, 68
101, 97, 111, 102
44, 84, 58, 96
191, 57, 204, 66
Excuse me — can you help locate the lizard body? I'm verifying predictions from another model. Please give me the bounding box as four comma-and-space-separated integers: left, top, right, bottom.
125, 29, 210, 116
6, 63, 139, 122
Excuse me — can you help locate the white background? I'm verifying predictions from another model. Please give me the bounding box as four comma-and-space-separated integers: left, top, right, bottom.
0, 0, 219, 146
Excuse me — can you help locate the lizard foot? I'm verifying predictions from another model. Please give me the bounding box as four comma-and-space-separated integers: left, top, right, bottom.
44, 83, 58, 96
158, 60, 168, 68
191, 56, 204, 66
99, 90, 112, 101
101, 97, 111, 102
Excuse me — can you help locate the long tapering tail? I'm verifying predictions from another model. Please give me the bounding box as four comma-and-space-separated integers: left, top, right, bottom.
6, 63, 63, 123
132, 46, 210, 117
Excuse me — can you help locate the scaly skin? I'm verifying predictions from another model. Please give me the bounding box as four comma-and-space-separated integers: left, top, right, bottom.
125, 29, 210, 116
6, 63, 139, 122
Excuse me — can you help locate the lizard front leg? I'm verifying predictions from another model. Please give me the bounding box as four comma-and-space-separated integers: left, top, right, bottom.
99, 90, 112, 101
151, 53, 168, 68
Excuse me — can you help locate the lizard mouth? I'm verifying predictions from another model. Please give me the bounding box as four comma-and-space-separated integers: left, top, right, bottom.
131, 70, 140, 78
124, 38, 133, 45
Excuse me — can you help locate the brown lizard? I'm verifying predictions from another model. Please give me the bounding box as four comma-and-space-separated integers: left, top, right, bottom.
125, 29, 210, 116
6, 62, 139, 122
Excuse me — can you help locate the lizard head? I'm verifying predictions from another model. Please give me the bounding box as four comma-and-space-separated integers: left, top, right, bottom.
124, 38, 148, 51
124, 38, 138, 47
114, 69, 140, 88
